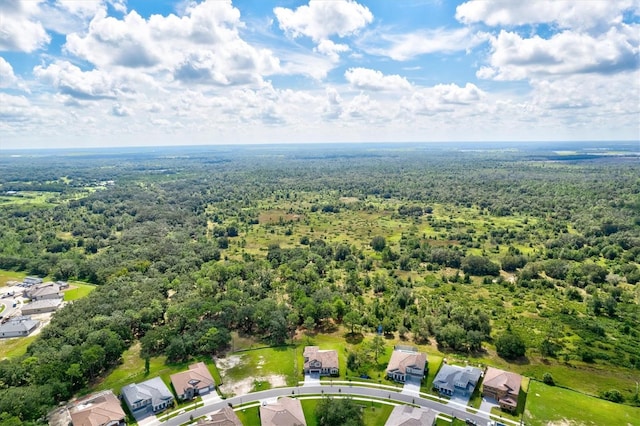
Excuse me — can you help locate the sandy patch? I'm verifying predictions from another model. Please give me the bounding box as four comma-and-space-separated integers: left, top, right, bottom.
215, 355, 287, 397
547, 420, 584, 426
215, 355, 243, 371
219, 374, 287, 397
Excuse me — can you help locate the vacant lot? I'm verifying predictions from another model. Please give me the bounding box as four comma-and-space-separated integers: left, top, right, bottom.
524, 380, 640, 426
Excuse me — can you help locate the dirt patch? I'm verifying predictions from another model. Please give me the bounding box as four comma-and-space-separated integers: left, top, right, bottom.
547, 420, 585, 426
219, 373, 287, 397
339, 197, 360, 204
259, 210, 302, 225
215, 354, 287, 397
215, 355, 243, 372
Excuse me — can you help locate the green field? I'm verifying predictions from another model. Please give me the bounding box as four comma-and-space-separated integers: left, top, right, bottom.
0, 334, 38, 359
63, 282, 96, 301
221, 344, 299, 387
524, 380, 640, 426
94, 342, 221, 396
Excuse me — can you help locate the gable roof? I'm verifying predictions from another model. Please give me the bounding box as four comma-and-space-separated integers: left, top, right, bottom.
386, 349, 427, 375
384, 405, 437, 426
433, 364, 482, 392
171, 362, 216, 394
303, 346, 339, 370
0, 316, 39, 335
259, 397, 306, 426
483, 367, 522, 402
122, 377, 173, 409
198, 406, 242, 426
22, 298, 63, 311
69, 390, 126, 426
26, 282, 60, 298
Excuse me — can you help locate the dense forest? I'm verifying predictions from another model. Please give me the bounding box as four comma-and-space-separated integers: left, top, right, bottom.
0, 142, 638, 424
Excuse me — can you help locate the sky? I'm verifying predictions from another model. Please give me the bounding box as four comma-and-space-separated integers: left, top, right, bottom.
0, 0, 639, 149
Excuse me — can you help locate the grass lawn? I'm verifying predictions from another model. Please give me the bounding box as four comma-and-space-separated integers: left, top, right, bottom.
524, 380, 640, 426
236, 406, 261, 426
63, 282, 96, 301
93, 342, 221, 396
0, 334, 37, 359
0, 269, 26, 286
422, 354, 444, 393
224, 345, 299, 386
301, 398, 394, 426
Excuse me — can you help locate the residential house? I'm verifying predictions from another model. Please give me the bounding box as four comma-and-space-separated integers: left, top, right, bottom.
121, 377, 174, 414
303, 346, 339, 376
21, 298, 63, 315
197, 406, 242, 426
259, 397, 306, 426
69, 390, 126, 426
0, 316, 39, 338
386, 346, 427, 383
432, 364, 482, 397
482, 367, 522, 412
384, 405, 437, 426
24, 282, 61, 301
47, 390, 125, 426
170, 362, 216, 400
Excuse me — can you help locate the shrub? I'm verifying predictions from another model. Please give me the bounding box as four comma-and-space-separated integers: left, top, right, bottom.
542, 372, 555, 386
495, 332, 526, 359
601, 389, 624, 403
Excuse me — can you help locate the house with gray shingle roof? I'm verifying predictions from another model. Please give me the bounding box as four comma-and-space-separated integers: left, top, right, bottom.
384, 405, 437, 426
121, 377, 174, 414
0, 316, 39, 338
432, 364, 482, 397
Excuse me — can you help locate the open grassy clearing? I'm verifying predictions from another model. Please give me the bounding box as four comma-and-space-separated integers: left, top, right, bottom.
93, 342, 221, 396
63, 282, 96, 301
0, 334, 38, 359
524, 380, 640, 426
0, 269, 27, 286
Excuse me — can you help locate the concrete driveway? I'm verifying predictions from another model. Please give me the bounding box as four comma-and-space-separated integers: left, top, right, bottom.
447, 392, 472, 407
303, 372, 320, 386
479, 396, 499, 418
401, 376, 422, 396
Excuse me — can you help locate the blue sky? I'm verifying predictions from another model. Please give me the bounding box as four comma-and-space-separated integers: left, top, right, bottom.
0, 0, 638, 149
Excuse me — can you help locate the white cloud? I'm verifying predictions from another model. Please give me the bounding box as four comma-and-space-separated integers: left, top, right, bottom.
479, 27, 639, 80
62, 0, 280, 86
404, 82, 485, 115
0, 57, 18, 87
274, 0, 373, 42
0, 0, 50, 52
34, 61, 118, 100
314, 39, 349, 61
111, 103, 132, 117
345, 67, 412, 91
360, 28, 487, 61
456, 0, 638, 31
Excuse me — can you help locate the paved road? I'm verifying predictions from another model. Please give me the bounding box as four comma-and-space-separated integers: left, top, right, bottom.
162, 384, 503, 426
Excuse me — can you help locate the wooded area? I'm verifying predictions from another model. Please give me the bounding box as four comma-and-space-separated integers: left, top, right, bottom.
0, 142, 638, 424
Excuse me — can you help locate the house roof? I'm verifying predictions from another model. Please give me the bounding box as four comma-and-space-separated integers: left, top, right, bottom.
122, 377, 173, 409
27, 283, 60, 298
386, 349, 427, 375
170, 362, 215, 394
0, 316, 39, 335
259, 397, 306, 426
483, 367, 522, 405
198, 406, 242, 426
22, 298, 63, 311
433, 364, 482, 392
384, 405, 437, 426
303, 346, 339, 370
69, 390, 126, 426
